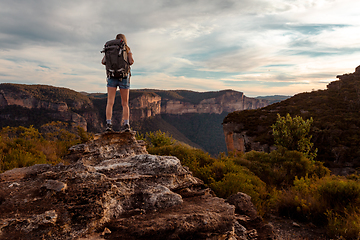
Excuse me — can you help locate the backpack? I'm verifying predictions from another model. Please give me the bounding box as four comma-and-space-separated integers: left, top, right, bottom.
101, 39, 130, 78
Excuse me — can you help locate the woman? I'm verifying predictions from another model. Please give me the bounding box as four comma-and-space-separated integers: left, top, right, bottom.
102, 34, 134, 132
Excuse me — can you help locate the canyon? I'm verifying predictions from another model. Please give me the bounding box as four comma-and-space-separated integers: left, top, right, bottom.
0, 86, 269, 130
0, 85, 270, 155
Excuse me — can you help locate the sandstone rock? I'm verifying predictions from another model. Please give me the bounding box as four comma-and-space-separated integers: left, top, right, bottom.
223, 122, 274, 154
42, 179, 67, 192
234, 221, 248, 240
227, 192, 259, 220
0, 132, 237, 240
130, 93, 161, 121
292, 222, 301, 228
227, 192, 277, 240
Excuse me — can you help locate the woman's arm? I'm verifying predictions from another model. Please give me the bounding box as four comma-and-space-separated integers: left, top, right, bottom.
128, 52, 134, 65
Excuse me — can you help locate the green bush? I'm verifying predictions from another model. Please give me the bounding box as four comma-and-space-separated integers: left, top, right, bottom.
0, 123, 93, 173
326, 209, 360, 239
277, 175, 326, 223
277, 175, 360, 239
146, 130, 175, 148
318, 176, 360, 211
2, 148, 47, 170
210, 171, 268, 214
242, 148, 329, 187
272, 113, 317, 160
0, 126, 54, 172
148, 142, 214, 174
136, 129, 360, 238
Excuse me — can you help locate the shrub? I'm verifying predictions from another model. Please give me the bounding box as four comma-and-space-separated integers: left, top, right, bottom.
317, 176, 360, 211
146, 130, 175, 148
243, 148, 329, 187
277, 174, 360, 239
272, 113, 317, 160
277, 175, 327, 223
0, 126, 53, 172
148, 142, 214, 175
326, 209, 360, 239
210, 171, 268, 215
0, 123, 92, 173
77, 126, 93, 143
2, 148, 47, 171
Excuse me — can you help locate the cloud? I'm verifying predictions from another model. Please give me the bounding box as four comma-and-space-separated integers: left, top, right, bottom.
1, 0, 360, 97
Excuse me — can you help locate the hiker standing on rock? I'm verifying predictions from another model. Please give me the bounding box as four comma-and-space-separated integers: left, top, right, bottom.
102, 33, 134, 132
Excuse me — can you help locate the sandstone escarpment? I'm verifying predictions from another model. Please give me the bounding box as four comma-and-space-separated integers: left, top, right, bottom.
0, 84, 101, 131
161, 91, 268, 115
0, 132, 275, 240
0, 89, 68, 112
223, 122, 275, 154
129, 93, 161, 121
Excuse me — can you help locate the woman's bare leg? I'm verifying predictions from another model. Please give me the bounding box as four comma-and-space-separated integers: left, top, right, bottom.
119, 88, 130, 124
106, 86, 117, 122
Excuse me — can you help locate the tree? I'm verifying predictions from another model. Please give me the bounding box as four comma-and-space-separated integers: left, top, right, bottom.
271, 113, 317, 160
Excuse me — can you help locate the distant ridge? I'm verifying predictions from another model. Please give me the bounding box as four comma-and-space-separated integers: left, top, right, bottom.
255, 95, 292, 105
132, 89, 243, 105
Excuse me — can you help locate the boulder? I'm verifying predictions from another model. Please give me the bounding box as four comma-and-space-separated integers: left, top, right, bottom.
227, 192, 276, 240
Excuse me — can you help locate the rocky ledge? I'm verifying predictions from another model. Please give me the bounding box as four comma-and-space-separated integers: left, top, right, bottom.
0, 132, 275, 240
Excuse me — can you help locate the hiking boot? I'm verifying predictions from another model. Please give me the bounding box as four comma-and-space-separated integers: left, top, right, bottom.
122, 123, 131, 132
105, 123, 113, 132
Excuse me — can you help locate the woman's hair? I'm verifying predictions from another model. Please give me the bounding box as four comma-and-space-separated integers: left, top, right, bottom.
116, 34, 131, 53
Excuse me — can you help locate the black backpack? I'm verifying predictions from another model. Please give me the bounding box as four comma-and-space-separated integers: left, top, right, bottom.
101, 39, 130, 78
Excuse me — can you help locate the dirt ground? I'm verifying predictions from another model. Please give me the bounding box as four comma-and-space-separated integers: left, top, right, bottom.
266, 215, 331, 240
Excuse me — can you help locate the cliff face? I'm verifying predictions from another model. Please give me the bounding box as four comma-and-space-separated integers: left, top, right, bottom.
0, 84, 102, 132
223, 66, 360, 175
0, 132, 275, 240
161, 91, 268, 115
223, 122, 275, 154
0, 89, 68, 112
130, 93, 161, 121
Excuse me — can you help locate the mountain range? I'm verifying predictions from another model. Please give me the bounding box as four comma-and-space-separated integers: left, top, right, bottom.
0, 84, 278, 155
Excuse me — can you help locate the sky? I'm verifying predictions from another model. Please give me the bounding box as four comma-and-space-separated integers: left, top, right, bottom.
1, 0, 360, 97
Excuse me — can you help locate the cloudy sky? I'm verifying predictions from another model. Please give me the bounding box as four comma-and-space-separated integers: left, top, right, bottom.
1, 0, 360, 97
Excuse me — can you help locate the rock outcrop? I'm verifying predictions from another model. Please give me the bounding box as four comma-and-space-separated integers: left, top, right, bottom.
0, 132, 275, 240
223, 122, 274, 154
